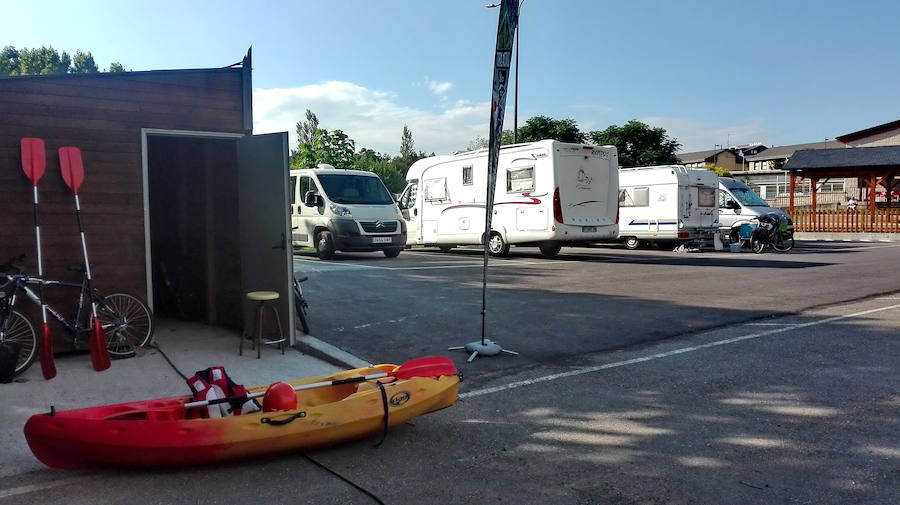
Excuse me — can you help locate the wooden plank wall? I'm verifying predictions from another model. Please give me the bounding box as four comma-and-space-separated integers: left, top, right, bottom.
0, 69, 246, 350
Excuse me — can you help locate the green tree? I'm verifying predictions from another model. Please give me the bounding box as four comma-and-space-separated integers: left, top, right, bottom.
399, 125, 415, 159
0, 46, 20, 76
466, 135, 488, 151
706, 165, 732, 177
0, 45, 124, 76
504, 115, 586, 144
71, 51, 98, 73
16, 46, 71, 75
588, 120, 681, 167
293, 128, 356, 169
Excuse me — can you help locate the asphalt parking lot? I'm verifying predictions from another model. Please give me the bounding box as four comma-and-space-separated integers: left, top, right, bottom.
294, 242, 900, 385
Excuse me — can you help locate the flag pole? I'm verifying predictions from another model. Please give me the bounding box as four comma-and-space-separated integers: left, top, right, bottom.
449, 0, 520, 363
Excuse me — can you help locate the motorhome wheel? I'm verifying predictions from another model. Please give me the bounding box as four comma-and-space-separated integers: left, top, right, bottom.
488, 232, 510, 257
538, 242, 562, 258
623, 237, 641, 250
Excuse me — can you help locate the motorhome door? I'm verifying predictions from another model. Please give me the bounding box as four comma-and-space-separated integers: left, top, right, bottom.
398, 181, 419, 244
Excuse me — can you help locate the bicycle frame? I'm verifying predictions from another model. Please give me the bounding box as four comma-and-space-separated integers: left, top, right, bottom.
1, 273, 96, 344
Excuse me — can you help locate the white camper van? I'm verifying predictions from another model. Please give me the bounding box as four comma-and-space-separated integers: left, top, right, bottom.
289, 165, 406, 259
617, 165, 719, 249
398, 140, 619, 257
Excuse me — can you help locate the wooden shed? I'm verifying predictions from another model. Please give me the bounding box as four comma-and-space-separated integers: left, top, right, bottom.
0, 50, 294, 350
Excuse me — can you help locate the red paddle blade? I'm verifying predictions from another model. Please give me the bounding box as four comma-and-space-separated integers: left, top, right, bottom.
20, 138, 47, 187
39, 323, 56, 380
58, 147, 85, 195
391, 356, 458, 379
89, 317, 111, 371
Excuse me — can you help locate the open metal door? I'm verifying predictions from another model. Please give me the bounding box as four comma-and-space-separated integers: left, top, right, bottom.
237, 133, 294, 342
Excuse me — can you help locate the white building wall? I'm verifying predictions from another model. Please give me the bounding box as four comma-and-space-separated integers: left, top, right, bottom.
844, 128, 900, 147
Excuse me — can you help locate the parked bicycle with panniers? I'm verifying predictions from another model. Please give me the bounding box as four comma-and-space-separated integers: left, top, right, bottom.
0, 255, 153, 377
749, 212, 795, 253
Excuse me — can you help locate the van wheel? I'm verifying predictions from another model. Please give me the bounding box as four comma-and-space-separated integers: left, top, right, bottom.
383, 248, 401, 258
538, 241, 562, 258
488, 232, 510, 257
315, 231, 335, 260
656, 240, 677, 251
623, 237, 641, 250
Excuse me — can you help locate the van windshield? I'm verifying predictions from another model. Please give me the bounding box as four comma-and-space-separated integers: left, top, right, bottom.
317, 174, 394, 205
729, 186, 768, 206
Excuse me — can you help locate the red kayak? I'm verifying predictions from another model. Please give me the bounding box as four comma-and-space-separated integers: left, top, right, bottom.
24, 360, 459, 469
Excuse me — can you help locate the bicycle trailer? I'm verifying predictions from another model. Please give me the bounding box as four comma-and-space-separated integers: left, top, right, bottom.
24, 359, 459, 469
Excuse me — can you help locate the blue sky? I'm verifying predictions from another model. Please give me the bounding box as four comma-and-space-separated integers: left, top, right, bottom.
5, 0, 900, 154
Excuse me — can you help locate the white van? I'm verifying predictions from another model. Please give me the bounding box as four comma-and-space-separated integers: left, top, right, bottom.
718, 177, 792, 243
290, 165, 406, 259
617, 165, 719, 249
398, 139, 619, 257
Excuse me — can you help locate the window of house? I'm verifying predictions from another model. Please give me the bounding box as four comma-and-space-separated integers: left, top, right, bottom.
506, 166, 535, 193
621, 187, 649, 207
463, 165, 473, 186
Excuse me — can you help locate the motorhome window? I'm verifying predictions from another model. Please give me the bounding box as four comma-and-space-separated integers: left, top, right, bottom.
424, 177, 449, 201
507, 167, 534, 193
698, 187, 716, 207
317, 174, 393, 205
728, 186, 768, 207
621, 187, 649, 207
463, 165, 473, 186
290, 176, 297, 204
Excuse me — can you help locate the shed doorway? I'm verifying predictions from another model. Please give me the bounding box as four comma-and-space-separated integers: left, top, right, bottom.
147, 135, 242, 328
144, 131, 294, 339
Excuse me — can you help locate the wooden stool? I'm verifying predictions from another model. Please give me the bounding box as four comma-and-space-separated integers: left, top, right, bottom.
241, 291, 285, 359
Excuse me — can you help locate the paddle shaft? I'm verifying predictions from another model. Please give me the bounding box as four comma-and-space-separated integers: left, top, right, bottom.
184, 372, 390, 409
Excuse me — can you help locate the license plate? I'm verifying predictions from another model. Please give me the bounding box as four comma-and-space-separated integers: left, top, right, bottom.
582, 226, 597, 233
372, 237, 392, 244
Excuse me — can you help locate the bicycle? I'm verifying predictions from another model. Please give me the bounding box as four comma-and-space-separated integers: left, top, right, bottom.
749, 213, 795, 254
294, 274, 310, 334
0, 255, 154, 377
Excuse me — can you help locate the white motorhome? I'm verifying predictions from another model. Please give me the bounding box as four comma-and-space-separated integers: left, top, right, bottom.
617, 165, 719, 249
398, 139, 619, 257
290, 166, 406, 259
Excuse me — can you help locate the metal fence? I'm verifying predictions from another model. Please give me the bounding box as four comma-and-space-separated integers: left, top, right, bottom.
792, 208, 900, 233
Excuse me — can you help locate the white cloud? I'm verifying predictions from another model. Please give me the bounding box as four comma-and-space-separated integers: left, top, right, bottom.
253, 81, 488, 156
426, 79, 454, 96
640, 116, 770, 153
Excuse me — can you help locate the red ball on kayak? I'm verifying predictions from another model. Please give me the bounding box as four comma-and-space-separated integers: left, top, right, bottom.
262, 382, 297, 412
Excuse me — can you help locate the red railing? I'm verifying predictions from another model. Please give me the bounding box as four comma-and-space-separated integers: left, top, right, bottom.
792, 208, 900, 233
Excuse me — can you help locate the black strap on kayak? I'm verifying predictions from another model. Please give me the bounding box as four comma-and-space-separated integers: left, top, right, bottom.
373, 381, 389, 448
261, 411, 307, 426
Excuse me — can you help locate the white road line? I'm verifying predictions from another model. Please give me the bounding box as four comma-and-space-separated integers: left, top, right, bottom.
744, 322, 798, 326
876, 297, 900, 300
382, 260, 544, 270
0, 476, 96, 500
459, 302, 900, 400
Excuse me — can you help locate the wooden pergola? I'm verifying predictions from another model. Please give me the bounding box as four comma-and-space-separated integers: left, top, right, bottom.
785, 147, 899, 232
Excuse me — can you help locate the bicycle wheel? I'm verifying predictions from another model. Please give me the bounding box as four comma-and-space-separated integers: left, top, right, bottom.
1, 309, 38, 376
97, 292, 154, 358
772, 231, 794, 252
751, 236, 766, 254
295, 290, 310, 334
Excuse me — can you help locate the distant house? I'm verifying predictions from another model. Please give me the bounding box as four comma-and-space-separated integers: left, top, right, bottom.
836, 119, 900, 147
743, 140, 843, 171
676, 148, 744, 172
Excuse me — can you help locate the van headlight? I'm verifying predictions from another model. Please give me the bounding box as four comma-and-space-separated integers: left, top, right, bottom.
330, 204, 352, 217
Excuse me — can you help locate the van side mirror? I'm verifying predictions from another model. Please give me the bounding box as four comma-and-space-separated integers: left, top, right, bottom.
724, 199, 740, 210
304, 191, 323, 207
